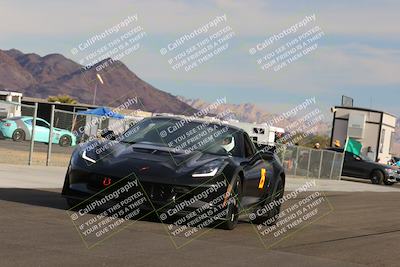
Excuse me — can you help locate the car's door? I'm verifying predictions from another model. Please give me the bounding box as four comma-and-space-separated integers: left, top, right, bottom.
241, 132, 273, 206
34, 119, 50, 143
344, 152, 370, 178
342, 152, 356, 177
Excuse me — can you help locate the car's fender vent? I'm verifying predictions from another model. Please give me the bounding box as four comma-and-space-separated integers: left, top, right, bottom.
132, 147, 156, 154
132, 147, 178, 156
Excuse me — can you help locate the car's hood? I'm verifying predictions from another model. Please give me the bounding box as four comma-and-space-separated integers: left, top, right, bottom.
78, 140, 230, 184
372, 162, 397, 170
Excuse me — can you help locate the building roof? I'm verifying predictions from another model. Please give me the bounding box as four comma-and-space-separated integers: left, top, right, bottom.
0, 90, 23, 96
335, 106, 397, 118
22, 96, 97, 108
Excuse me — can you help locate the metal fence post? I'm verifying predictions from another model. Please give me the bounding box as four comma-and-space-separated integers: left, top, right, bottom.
28, 103, 38, 165
294, 146, 299, 176
46, 105, 55, 166
306, 148, 312, 178
318, 150, 324, 179
281, 145, 286, 163
329, 152, 336, 180
338, 152, 345, 180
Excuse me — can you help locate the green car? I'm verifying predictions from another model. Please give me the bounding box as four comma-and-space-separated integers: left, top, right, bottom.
0, 116, 76, 147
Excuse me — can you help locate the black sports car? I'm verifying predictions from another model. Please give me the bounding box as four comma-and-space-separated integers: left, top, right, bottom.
62, 116, 285, 230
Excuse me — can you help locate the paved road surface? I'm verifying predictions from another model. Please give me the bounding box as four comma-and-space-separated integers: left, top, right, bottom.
1, 164, 400, 266
1, 188, 399, 266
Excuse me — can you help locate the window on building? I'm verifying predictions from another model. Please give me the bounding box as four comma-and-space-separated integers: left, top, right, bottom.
389, 131, 395, 154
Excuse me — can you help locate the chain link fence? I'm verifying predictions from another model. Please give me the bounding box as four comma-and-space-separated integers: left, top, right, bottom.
0, 101, 37, 165
276, 144, 344, 180
47, 108, 142, 166
0, 102, 142, 166
0, 102, 344, 179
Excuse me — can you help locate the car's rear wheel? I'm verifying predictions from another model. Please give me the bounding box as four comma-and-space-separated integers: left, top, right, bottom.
12, 129, 25, 142
219, 176, 241, 230
59, 135, 72, 147
370, 170, 384, 185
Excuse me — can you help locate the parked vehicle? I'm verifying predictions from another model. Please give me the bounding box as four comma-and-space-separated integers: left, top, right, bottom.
328, 148, 399, 185
0, 116, 76, 147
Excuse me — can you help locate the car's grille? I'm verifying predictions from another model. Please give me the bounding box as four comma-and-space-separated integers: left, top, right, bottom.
140, 182, 194, 206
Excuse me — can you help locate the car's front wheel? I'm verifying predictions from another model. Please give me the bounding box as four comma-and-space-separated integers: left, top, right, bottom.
370, 170, 384, 185
65, 198, 81, 210
383, 176, 395, 186
12, 129, 25, 142
219, 176, 241, 230
59, 135, 72, 147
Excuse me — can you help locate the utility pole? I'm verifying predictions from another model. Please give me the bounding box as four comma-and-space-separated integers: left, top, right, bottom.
92, 73, 104, 105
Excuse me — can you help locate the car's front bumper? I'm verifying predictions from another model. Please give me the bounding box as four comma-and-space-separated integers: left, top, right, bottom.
62, 167, 231, 219
387, 171, 400, 183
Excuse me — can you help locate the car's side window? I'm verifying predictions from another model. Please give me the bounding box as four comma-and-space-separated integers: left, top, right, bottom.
36, 120, 49, 128
243, 133, 256, 158
24, 119, 33, 126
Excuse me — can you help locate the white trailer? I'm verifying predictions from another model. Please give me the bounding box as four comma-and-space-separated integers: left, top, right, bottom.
225, 121, 285, 147
0, 90, 22, 119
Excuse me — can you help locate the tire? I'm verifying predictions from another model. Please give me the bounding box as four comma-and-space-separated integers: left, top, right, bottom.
219, 176, 242, 230
254, 176, 284, 226
59, 135, 72, 147
12, 129, 25, 142
370, 170, 384, 185
267, 178, 284, 225
65, 198, 81, 210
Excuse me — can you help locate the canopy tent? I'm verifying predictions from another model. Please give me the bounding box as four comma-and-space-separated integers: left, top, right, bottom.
77, 107, 124, 119
72, 107, 125, 139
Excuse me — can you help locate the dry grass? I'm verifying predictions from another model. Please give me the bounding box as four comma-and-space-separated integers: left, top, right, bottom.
0, 147, 71, 166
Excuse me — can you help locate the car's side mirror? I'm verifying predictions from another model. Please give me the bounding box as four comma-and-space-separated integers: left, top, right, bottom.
101, 130, 117, 140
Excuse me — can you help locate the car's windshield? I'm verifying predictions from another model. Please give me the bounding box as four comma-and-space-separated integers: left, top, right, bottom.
121, 117, 242, 156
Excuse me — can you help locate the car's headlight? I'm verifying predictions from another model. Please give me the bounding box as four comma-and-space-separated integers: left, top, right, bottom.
82, 150, 96, 163
192, 160, 225, 178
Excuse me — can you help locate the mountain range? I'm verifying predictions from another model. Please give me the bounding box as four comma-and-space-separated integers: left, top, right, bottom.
0, 49, 196, 115
1, 48, 398, 153
178, 96, 331, 135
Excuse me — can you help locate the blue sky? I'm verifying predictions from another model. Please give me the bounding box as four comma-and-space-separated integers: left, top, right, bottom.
1, 0, 399, 116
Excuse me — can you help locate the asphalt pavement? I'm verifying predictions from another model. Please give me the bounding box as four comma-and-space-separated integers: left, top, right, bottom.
1, 164, 400, 266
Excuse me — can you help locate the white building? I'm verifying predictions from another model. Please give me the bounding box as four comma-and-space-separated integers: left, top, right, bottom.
0, 90, 23, 118
330, 106, 397, 163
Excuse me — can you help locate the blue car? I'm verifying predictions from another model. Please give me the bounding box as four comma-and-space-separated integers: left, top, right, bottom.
0, 116, 76, 147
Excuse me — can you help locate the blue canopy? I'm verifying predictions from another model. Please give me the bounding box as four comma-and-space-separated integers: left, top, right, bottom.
77, 107, 124, 119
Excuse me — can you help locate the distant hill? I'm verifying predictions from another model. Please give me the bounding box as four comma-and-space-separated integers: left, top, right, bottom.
178, 96, 331, 135
0, 49, 197, 115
